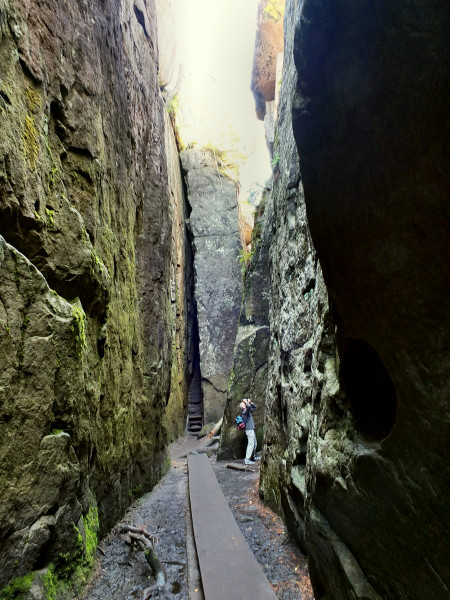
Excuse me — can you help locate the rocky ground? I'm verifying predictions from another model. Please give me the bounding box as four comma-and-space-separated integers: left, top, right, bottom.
81, 436, 313, 600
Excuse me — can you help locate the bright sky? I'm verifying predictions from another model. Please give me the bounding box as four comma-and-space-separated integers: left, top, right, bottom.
172, 0, 271, 200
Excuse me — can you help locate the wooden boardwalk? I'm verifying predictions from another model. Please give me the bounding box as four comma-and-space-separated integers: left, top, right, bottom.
188, 453, 277, 600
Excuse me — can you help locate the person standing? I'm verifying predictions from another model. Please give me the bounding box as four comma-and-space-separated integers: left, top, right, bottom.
239, 398, 257, 465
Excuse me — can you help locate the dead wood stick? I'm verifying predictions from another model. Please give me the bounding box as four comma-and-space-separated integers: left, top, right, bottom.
121, 524, 159, 546
207, 417, 223, 438
226, 463, 255, 471
205, 436, 219, 447
123, 529, 166, 593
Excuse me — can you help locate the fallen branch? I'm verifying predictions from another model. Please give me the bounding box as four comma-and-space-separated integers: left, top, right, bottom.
121, 524, 166, 597
207, 417, 223, 438
226, 463, 255, 472
121, 524, 159, 546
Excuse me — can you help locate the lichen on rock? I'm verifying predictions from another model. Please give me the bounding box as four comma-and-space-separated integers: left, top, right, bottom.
0, 0, 191, 594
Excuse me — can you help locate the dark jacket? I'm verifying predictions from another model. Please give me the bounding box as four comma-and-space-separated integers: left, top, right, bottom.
242, 402, 256, 431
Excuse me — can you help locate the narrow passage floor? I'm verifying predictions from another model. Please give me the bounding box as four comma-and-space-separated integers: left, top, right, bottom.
81, 436, 313, 600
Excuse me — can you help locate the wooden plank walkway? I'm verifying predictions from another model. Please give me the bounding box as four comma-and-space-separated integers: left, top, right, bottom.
188, 453, 277, 600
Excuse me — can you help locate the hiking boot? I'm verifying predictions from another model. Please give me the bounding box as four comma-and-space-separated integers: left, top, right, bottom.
244, 459, 255, 465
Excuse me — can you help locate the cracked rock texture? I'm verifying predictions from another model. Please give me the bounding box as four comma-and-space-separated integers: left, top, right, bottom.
0, 0, 191, 592
180, 149, 243, 424
218, 192, 271, 460
256, 0, 449, 599
292, 1, 450, 598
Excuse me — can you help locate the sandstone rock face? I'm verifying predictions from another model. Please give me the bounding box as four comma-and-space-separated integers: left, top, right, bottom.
180, 149, 243, 424
0, 0, 190, 591
218, 194, 271, 460
258, 0, 341, 565
0, 237, 89, 583
251, 0, 285, 120
258, 0, 449, 599
291, 2, 450, 599
163, 110, 195, 443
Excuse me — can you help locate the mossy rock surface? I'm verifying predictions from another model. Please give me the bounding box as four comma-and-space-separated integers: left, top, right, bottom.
0, 0, 190, 594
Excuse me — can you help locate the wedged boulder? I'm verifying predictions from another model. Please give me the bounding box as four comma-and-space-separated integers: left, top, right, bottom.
181, 148, 243, 423
251, 0, 285, 120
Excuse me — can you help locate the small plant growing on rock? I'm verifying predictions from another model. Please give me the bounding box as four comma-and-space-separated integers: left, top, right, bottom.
201, 143, 244, 186
166, 93, 179, 116
238, 248, 254, 277
264, 0, 284, 22
271, 153, 280, 170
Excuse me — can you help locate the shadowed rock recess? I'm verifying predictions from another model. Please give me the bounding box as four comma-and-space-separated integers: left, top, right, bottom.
252, 0, 449, 599
0, 0, 193, 594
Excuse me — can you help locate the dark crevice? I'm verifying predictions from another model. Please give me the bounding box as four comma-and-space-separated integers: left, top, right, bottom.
50, 99, 70, 142
18, 57, 42, 83
0, 89, 11, 105
134, 5, 149, 38
304, 347, 313, 372
68, 145, 94, 159
340, 337, 397, 441
302, 278, 316, 296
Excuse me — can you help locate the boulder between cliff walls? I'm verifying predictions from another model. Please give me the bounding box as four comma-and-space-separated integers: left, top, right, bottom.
251, 0, 285, 120
180, 149, 243, 424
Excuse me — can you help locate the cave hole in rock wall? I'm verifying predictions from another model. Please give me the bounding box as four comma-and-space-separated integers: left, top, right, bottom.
340, 338, 397, 440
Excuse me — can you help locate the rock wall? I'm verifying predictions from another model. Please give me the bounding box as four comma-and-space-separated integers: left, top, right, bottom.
258, 0, 339, 560
0, 0, 190, 593
258, 0, 449, 599
290, 2, 450, 598
218, 192, 271, 460
180, 149, 243, 424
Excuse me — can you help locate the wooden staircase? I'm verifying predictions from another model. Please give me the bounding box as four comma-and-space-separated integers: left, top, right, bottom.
186, 366, 203, 435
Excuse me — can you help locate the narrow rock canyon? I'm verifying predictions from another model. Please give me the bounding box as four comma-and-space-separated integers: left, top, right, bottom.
0, 0, 448, 599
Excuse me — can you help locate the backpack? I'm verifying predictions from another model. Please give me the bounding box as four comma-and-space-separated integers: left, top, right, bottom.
235, 415, 246, 430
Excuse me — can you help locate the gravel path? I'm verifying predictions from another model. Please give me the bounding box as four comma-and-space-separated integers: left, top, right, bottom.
81, 436, 313, 600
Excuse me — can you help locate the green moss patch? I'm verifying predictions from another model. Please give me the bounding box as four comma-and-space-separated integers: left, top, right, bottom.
0, 572, 34, 599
